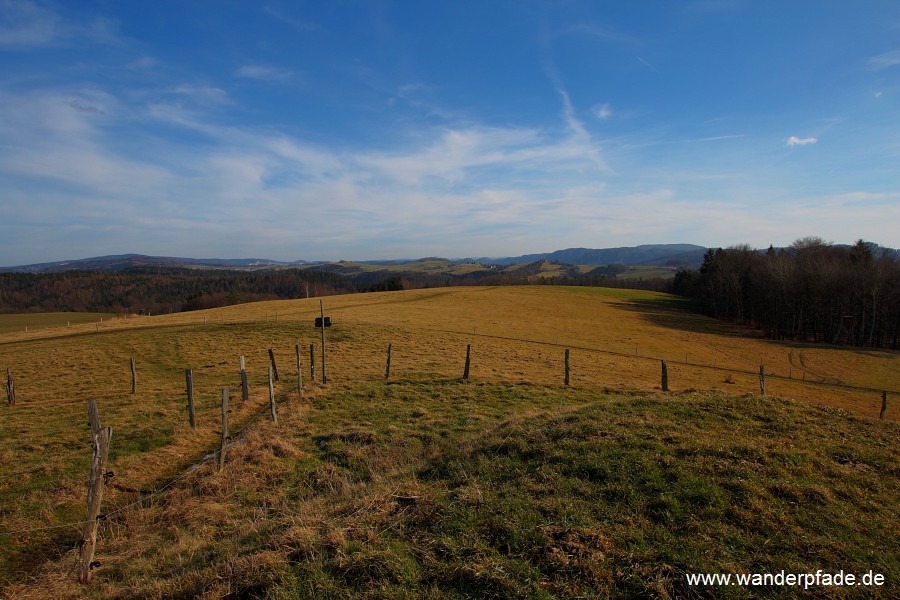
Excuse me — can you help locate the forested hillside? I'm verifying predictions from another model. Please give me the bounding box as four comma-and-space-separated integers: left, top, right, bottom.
0, 268, 356, 315
674, 238, 900, 348
0, 264, 674, 315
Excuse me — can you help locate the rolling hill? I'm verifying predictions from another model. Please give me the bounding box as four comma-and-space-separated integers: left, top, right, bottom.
0, 244, 707, 273
1, 286, 896, 598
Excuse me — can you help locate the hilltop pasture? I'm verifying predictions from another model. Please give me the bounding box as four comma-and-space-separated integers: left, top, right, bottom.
2, 286, 896, 409
0, 286, 897, 597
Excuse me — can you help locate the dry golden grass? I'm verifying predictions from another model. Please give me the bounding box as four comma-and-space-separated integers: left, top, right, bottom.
0, 285, 897, 595
4, 382, 896, 599
2, 286, 896, 416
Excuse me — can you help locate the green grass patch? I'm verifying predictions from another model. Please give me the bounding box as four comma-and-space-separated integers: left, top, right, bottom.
618, 265, 677, 280
5, 380, 897, 598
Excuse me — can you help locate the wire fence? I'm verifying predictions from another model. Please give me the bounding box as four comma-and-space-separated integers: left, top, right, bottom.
1, 313, 896, 551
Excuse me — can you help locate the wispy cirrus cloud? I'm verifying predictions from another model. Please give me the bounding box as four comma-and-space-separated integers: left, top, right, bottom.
0, 0, 58, 46
171, 84, 230, 106
592, 103, 613, 120
556, 90, 609, 172
637, 57, 659, 73
0, 1, 127, 49
786, 135, 817, 146
262, 4, 320, 32
689, 134, 746, 143
867, 49, 900, 70
0, 81, 618, 261
235, 64, 293, 81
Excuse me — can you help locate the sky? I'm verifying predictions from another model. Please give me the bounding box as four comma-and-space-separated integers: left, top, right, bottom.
1, 0, 899, 265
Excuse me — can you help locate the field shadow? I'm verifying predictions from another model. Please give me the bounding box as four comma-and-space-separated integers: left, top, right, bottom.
618, 298, 900, 360
617, 297, 756, 340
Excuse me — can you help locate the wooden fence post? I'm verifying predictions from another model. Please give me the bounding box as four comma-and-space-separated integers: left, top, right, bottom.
239, 356, 249, 401
87, 399, 100, 436
759, 364, 766, 397
309, 344, 315, 382
268, 349, 279, 382
881, 391, 888, 420
79, 425, 112, 583
320, 299, 327, 384
268, 367, 278, 424
295, 344, 303, 397
385, 343, 392, 380
185, 369, 196, 428
463, 344, 471, 381
6, 368, 14, 405
130, 358, 137, 394
661, 360, 669, 392
565, 349, 570, 386
219, 389, 229, 471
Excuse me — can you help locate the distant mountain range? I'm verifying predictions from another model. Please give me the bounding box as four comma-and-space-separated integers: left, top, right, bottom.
472, 244, 707, 267
1, 244, 708, 273
0, 253, 307, 273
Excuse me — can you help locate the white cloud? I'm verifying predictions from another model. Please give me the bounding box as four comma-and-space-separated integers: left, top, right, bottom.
557, 90, 609, 172
0, 0, 58, 46
0, 1, 128, 49
786, 136, 817, 146
868, 49, 900, 70
262, 5, 319, 32
0, 91, 181, 247
235, 64, 292, 81
592, 103, 613, 120
637, 57, 659, 73
129, 55, 157, 69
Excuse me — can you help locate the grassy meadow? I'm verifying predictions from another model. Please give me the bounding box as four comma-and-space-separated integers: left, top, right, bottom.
0, 312, 114, 335
0, 286, 897, 598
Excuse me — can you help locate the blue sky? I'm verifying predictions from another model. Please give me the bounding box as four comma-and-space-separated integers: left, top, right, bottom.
1, 0, 899, 265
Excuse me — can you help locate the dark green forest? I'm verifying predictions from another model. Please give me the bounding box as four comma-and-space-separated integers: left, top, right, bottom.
0, 264, 670, 316
673, 238, 900, 349
0, 268, 356, 315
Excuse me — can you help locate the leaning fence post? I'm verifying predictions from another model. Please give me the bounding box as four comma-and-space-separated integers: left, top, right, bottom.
881, 391, 888, 420
268, 349, 280, 382
239, 356, 249, 401
463, 344, 472, 381
385, 343, 392, 380
309, 343, 315, 382
79, 424, 112, 583
185, 369, 196, 428
759, 364, 766, 397
565, 349, 570, 386
268, 367, 277, 424
6, 368, 14, 405
219, 389, 229, 471
130, 358, 137, 394
661, 359, 669, 392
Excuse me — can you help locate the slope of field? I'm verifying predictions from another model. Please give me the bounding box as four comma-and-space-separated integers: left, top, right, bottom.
2, 286, 896, 414
3, 384, 897, 598
0, 312, 113, 334
0, 286, 897, 597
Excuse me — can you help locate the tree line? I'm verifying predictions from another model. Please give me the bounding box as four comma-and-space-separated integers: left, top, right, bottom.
0, 268, 356, 315
672, 238, 900, 348
0, 262, 673, 315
